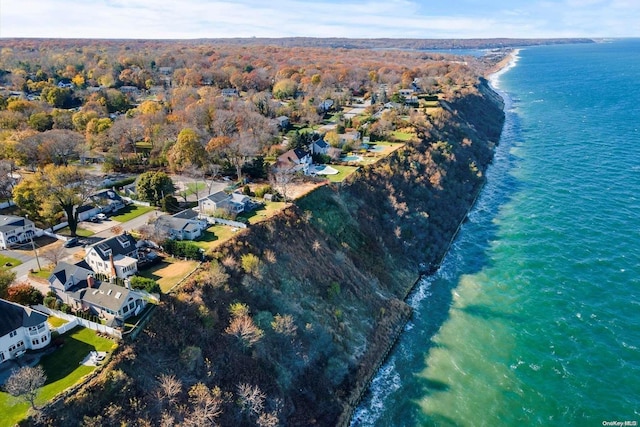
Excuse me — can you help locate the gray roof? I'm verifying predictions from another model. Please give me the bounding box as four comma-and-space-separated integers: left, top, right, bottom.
173, 209, 199, 220
314, 138, 329, 148
87, 233, 137, 262
78, 282, 136, 312
200, 191, 229, 204
0, 299, 48, 338
156, 215, 200, 233
0, 215, 33, 233
49, 260, 94, 291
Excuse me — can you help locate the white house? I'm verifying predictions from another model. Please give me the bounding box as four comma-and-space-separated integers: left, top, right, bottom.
276, 116, 290, 130
85, 234, 139, 279
75, 277, 146, 324
0, 299, 50, 363
276, 148, 312, 174
312, 138, 329, 155
49, 260, 95, 299
0, 215, 36, 250
155, 209, 208, 241
221, 88, 239, 97
48, 263, 147, 325
198, 191, 246, 215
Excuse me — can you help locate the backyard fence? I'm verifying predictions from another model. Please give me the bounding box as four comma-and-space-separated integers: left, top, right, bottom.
33, 305, 123, 339
210, 217, 247, 228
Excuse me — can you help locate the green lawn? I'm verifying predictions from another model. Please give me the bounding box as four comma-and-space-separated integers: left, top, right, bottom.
0, 327, 117, 427
0, 253, 21, 270
237, 201, 287, 225
110, 205, 156, 222
58, 227, 94, 237
326, 165, 359, 183
193, 225, 241, 252
186, 182, 206, 194
30, 266, 53, 280
138, 258, 199, 293
391, 130, 416, 142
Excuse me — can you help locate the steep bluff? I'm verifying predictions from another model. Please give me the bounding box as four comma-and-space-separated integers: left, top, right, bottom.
39, 80, 505, 427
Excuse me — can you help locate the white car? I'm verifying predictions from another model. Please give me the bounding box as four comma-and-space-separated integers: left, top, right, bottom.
96, 213, 108, 220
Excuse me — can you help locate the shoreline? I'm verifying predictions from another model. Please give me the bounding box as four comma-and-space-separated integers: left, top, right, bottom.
345, 52, 517, 426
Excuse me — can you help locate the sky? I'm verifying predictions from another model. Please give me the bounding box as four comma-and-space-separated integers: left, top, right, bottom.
1, 0, 638, 40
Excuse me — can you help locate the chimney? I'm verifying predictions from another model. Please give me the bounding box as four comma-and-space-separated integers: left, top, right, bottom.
109, 253, 117, 278
87, 275, 95, 288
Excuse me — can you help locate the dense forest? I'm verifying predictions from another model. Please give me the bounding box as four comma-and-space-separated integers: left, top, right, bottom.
0, 38, 510, 426
0, 38, 510, 183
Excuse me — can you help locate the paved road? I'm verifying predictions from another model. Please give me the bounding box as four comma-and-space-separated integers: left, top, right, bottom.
9, 207, 160, 294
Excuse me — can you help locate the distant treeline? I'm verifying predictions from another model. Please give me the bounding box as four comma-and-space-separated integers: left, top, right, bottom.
1, 37, 595, 50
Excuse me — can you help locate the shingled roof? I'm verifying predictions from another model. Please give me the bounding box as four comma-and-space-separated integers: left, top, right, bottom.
0, 299, 48, 338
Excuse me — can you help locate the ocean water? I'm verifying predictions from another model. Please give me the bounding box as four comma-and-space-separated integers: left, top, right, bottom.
352, 39, 640, 426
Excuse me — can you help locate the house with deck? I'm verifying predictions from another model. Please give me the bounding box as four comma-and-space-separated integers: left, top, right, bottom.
0, 299, 50, 363
198, 191, 247, 215
276, 148, 312, 174
155, 209, 208, 241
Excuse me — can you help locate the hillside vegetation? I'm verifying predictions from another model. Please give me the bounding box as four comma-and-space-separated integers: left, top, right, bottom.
36, 78, 504, 426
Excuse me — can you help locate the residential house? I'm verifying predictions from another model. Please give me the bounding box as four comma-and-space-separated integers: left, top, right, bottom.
276, 116, 290, 130
76, 277, 146, 324
158, 66, 173, 75
0, 215, 36, 250
155, 209, 208, 241
91, 189, 126, 213
85, 234, 139, 279
339, 130, 361, 146
398, 88, 418, 104
221, 88, 239, 97
57, 80, 73, 89
312, 138, 329, 155
276, 148, 312, 174
198, 191, 247, 215
119, 85, 139, 94
49, 260, 94, 299
48, 264, 146, 325
318, 99, 334, 113
0, 299, 50, 363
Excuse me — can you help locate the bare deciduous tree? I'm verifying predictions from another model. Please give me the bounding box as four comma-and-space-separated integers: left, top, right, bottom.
237, 383, 266, 416
183, 383, 223, 427
40, 243, 67, 266
4, 365, 47, 409
157, 374, 182, 408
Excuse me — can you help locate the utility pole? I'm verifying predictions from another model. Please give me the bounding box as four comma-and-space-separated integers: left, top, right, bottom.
30, 235, 42, 272
25, 215, 41, 271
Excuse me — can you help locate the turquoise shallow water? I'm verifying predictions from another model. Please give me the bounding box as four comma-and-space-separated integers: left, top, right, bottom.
352, 40, 640, 426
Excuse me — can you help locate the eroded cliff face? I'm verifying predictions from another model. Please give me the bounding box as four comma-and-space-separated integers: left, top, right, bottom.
39, 81, 504, 427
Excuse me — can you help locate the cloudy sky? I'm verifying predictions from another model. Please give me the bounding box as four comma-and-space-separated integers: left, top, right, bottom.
1, 0, 638, 39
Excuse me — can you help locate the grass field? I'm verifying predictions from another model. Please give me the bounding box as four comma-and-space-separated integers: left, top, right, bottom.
326, 165, 359, 183
138, 258, 199, 293
110, 205, 156, 222
238, 202, 287, 225
391, 130, 416, 142
0, 254, 21, 270
192, 225, 240, 252
57, 227, 94, 237
0, 327, 117, 427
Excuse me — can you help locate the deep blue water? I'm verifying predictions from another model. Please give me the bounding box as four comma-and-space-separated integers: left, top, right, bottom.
352, 39, 640, 426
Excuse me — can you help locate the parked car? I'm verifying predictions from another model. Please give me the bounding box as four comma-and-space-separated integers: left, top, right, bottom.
64, 237, 79, 248
96, 213, 108, 220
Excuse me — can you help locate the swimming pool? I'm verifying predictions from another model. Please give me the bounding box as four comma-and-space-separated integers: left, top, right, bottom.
341, 155, 362, 162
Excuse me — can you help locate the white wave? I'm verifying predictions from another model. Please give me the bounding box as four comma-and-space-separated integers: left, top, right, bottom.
489, 49, 521, 89
349, 357, 402, 426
